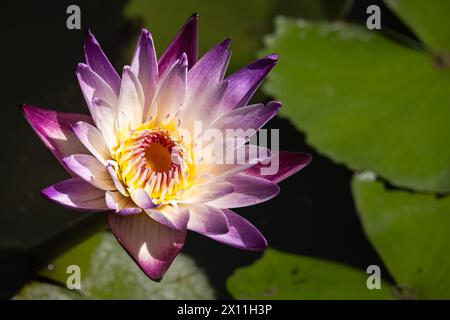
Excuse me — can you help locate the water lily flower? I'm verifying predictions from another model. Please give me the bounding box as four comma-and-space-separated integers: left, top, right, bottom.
22, 15, 311, 281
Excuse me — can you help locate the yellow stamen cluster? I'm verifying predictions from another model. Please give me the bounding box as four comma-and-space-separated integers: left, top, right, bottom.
114, 122, 195, 204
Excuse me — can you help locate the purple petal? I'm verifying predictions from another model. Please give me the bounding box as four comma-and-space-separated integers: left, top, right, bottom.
72, 121, 111, 162
76, 63, 118, 121
186, 204, 228, 235
108, 213, 186, 280
145, 206, 190, 231
131, 29, 158, 121
63, 154, 115, 190
205, 209, 267, 251
245, 152, 312, 183
153, 54, 187, 125
211, 101, 281, 140
105, 191, 142, 215
207, 174, 279, 209
186, 38, 231, 107
219, 54, 278, 114
41, 178, 108, 211
84, 30, 120, 94
22, 105, 93, 176
158, 14, 198, 76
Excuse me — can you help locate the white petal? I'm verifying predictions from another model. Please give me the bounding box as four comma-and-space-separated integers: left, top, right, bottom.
105, 160, 129, 196
105, 191, 142, 215
63, 154, 115, 190
131, 29, 159, 122
117, 66, 145, 132
92, 98, 118, 150
72, 121, 111, 162
152, 54, 187, 126
145, 205, 189, 231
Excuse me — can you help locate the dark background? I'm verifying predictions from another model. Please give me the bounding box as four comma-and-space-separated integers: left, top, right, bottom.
0, 0, 417, 299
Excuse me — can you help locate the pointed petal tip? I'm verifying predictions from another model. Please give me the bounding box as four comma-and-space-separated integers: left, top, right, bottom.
140, 28, 150, 36
259, 237, 269, 251
76, 62, 89, 72
179, 52, 188, 66
303, 152, 313, 165
139, 28, 155, 43
21, 103, 32, 115
19, 103, 27, 115
205, 209, 269, 251
70, 120, 83, 131
131, 188, 156, 210
40, 178, 108, 212
121, 65, 140, 83
108, 213, 186, 281
266, 53, 278, 61
91, 97, 101, 106
268, 100, 282, 110
61, 154, 73, 166
250, 231, 269, 251
150, 275, 164, 282
21, 103, 42, 116
158, 14, 199, 75
21, 104, 43, 123
245, 151, 312, 183
221, 37, 232, 49
183, 12, 199, 29
293, 152, 313, 170
40, 186, 54, 202
184, 13, 199, 25
84, 29, 98, 45
40, 185, 70, 207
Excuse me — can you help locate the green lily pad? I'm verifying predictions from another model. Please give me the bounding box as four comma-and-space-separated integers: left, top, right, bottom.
275, 0, 353, 20
16, 232, 214, 300
262, 16, 450, 193
227, 249, 395, 299
13, 282, 82, 300
385, 0, 450, 54
352, 172, 450, 299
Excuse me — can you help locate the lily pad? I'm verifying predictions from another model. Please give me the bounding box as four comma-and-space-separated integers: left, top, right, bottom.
16, 232, 214, 300
352, 172, 450, 299
227, 249, 395, 299
274, 0, 353, 20
262, 17, 450, 193
13, 282, 81, 300
385, 0, 450, 54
